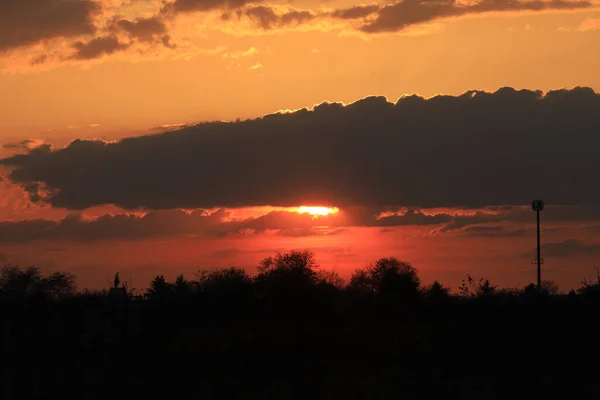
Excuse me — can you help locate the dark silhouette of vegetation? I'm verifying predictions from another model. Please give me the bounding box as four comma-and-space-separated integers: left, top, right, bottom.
422, 280, 451, 302
458, 274, 497, 298
2, 252, 600, 398
349, 257, 420, 298
0, 265, 75, 302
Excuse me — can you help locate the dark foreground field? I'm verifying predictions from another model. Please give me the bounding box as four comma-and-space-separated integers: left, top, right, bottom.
2, 252, 600, 399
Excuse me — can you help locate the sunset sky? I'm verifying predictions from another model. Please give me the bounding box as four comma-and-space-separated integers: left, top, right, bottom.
2, 0, 600, 291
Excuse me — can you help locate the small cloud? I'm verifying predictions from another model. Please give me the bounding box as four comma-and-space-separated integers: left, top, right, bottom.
89, 124, 100, 128
3, 139, 45, 150
579, 18, 600, 31
153, 123, 188, 131
539, 239, 600, 258
312, 48, 319, 54
67, 125, 80, 129
70, 36, 130, 60
222, 47, 259, 60
525, 24, 532, 31
248, 63, 263, 70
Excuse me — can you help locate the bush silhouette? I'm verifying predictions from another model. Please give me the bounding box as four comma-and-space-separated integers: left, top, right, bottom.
458, 274, 497, 299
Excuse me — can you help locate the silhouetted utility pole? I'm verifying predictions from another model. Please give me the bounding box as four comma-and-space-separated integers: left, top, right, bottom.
532, 198, 544, 293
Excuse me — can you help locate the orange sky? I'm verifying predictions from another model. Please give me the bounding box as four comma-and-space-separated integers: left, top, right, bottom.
1, 3, 600, 138
2, 0, 600, 292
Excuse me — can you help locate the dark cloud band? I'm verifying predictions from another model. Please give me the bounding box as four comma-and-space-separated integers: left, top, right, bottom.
359, 0, 591, 33
3, 87, 600, 210
0, 203, 599, 243
0, 0, 99, 51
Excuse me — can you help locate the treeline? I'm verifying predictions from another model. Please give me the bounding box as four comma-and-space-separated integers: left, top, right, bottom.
2, 250, 600, 398
2, 249, 600, 305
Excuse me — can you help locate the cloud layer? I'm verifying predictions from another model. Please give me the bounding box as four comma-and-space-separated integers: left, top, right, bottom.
0, 0, 99, 52
541, 239, 600, 257
0, 202, 599, 243
1, 0, 594, 67
3, 87, 600, 210
359, 0, 591, 33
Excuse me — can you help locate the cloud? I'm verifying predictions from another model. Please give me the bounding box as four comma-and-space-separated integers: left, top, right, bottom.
438, 204, 600, 233
331, 5, 381, 20
276, 227, 349, 237
70, 35, 131, 60
111, 15, 175, 47
3, 87, 600, 210
359, 0, 591, 33
208, 247, 246, 258
461, 225, 528, 237
0, 207, 478, 243
3, 0, 593, 71
208, 247, 285, 259
219, 0, 592, 35
222, 6, 317, 30
540, 239, 600, 257
578, 18, 600, 31
0, 208, 333, 242
0, 209, 229, 242
222, 47, 258, 59
3, 139, 46, 151
0, 0, 99, 51
2, 203, 600, 243
151, 123, 190, 132
164, 0, 256, 14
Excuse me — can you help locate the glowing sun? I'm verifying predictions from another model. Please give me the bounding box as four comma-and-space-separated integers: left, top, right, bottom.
298, 206, 339, 216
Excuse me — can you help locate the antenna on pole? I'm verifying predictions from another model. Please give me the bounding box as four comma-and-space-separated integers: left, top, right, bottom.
532, 197, 545, 294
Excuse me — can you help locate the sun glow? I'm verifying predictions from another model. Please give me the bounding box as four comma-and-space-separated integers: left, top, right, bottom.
298, 206, 339, 216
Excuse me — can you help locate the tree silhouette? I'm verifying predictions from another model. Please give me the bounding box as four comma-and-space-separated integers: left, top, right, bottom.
541, 280, 560, 296
348, 268, 373, 295
173, 274, 191, 297
522, 283, 538, 298
577, 266, 600, 299
146, 275, 172, 301
39, 271, 77, 300
3, 252, 600, 398
349, 257, 421, 301
0, 265, 75, 300
254, 249, 320, 307
422, 280, 450, 302
316, 270, 345, 289
196, 267, 253, 315
256, 250, 319, 285
197, 267, 252, 297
